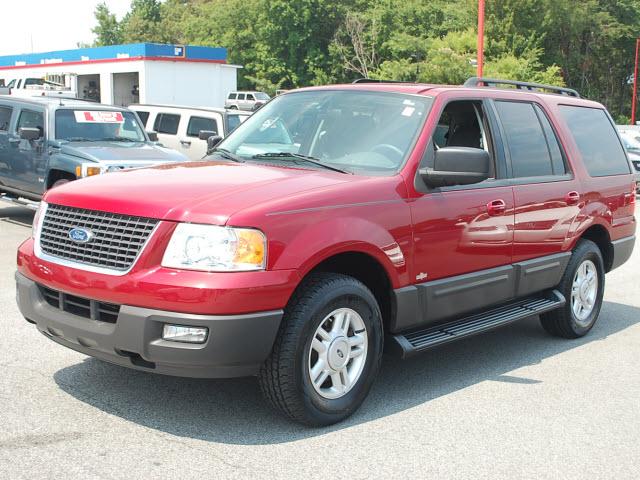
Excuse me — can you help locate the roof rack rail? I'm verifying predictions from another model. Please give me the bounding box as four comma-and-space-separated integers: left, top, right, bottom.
352, 78, 412, 84
464, 77, 580, 98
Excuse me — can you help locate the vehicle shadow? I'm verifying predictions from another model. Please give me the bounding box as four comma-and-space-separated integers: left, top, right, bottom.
0, 205, 35, 227
53, 301, 639, 444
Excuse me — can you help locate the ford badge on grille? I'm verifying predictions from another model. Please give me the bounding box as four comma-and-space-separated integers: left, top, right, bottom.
68, 228, 94, 243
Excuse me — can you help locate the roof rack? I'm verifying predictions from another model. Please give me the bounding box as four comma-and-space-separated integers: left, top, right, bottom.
464, 77, 580, 98
352, 78, 412, 84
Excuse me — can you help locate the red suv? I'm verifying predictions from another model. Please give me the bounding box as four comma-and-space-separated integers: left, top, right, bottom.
16, 78, 636, 426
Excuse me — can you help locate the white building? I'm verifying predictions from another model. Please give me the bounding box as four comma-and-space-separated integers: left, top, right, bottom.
0, 43, 240, 108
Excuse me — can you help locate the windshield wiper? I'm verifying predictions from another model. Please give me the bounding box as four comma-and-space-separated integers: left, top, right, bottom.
209, 148, 245, 163
101, 137, 138, 142
252, 152, 351, 174
63, 137, 96, 142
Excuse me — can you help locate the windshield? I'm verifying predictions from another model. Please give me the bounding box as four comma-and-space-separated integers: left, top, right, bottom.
216, 90, 432, 175
619, 131, 640, 151
54, 109, 146, 142
255, 92, 270, 101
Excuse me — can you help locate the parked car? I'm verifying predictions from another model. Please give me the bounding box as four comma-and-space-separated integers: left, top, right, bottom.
224, 91, 270, 111
617, 128, 640, 192
0, 97, 186, 204
17, 78, 636, 426
130, 104, 251, 160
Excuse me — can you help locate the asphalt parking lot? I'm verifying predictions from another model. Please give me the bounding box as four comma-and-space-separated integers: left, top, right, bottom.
0, 203, 638, 480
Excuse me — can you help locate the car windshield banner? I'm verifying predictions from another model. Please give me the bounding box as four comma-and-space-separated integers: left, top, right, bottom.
73, 111, 125, 123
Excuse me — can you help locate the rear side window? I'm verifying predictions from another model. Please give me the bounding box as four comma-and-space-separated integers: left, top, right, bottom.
559, 105, 631, 176
135, 110, 150, 126
153, 113, 180, 135
228, 93, 237, 100
227, 114, 241, 132
237, 94, 245, 100
0, 106, 12, 131
495, 101, 557, 178
187, 116, 218, 137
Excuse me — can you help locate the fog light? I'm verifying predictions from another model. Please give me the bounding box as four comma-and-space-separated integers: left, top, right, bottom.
162, 324, 208, 344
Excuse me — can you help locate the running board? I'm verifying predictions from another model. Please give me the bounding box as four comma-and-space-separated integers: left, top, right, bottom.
0, 193, 40, 210
389, 290, 565, 359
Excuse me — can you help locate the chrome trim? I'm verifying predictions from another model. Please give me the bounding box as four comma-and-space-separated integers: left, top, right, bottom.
34, 203, 160, 277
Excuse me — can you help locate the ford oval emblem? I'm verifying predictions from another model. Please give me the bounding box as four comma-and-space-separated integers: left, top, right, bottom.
68, 227, 94, 243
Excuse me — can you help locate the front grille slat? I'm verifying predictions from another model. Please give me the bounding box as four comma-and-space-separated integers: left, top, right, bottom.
37, 284, 120, 324
39, 204, 158, 272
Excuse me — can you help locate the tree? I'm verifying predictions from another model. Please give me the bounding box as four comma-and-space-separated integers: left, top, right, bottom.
92, 2, 122, 46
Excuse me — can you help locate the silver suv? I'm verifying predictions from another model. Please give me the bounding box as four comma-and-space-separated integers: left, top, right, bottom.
224, 91, 270, 111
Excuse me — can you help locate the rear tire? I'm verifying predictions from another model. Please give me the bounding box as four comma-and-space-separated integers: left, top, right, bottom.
258, 272, 383, 426
540, 239, 605, 338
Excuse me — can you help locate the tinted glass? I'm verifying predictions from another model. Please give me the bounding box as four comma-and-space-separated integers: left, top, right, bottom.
55, 110, 145, 142
227, 114, 241, 132
187, 116, 218, 137
534, 105, 566, 175
0, 106, 12, 131
228, 93, 237, 100
495, 101, 553, 177
16, 109, 44, 137
154, 113, 180, 135
135, 110, 150, 126
246, 94, 255, 101
219, 90, 432, 175
238, 94, 245, 100
559, 105, 631, 176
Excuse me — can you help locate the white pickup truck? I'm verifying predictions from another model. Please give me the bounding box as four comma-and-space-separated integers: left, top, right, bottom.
0, 74, 78, 99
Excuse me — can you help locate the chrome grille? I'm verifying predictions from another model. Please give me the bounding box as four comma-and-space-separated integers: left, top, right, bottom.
39, 204, 158, 271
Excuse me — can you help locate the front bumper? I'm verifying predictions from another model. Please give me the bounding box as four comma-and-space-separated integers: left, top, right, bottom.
16, 272, 283, 378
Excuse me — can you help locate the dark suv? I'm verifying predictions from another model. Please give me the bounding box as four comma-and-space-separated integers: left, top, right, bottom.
16, 78, 636, 426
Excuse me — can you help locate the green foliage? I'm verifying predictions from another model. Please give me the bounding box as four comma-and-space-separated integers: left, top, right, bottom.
91, 0, 640, 117
92, 2, 123, 46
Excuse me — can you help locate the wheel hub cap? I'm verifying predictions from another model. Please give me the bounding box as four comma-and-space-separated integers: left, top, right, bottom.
571, 259, 598, 326
308, 307, 368, 400
328, 337, 350, 370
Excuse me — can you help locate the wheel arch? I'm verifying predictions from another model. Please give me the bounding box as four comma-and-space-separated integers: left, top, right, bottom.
296, 250, 397, 334
576, 224, 613, 272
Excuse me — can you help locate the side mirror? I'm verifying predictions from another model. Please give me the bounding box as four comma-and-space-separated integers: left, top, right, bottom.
206, 135, 223, 155
19, 127, 42, 141
146, 131, 158, 142
198, 130, 217, 140
420, 147, 490, 188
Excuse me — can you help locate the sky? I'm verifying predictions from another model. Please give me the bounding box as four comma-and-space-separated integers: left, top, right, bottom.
2, 0, 132, 56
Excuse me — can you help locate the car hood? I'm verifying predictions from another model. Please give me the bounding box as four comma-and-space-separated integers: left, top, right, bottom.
59, 141, 187, 163
44, 161, 355, 224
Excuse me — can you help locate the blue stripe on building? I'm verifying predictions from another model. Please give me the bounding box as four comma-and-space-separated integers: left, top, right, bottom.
0, 43, 227, 68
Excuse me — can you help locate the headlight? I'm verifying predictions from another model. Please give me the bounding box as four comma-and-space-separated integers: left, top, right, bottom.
161, 224, 266, 272
32, 201, 47, 239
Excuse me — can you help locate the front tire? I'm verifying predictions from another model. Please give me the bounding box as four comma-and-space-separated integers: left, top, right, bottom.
258, 272, 383, 426
540, 239, 605, 338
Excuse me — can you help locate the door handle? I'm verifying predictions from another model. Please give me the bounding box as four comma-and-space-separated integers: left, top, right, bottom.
486, 199, 506, 216
565, 191, 580, 206
180, 139, 191, 146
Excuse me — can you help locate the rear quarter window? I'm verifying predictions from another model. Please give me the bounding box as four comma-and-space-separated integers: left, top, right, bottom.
134, 110, 150, 127
153, 113, 180, 135
559, 105, 631, 177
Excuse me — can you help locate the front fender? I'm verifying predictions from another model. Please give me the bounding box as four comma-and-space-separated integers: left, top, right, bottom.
269, 215, 412, 289
46, 153, 86, 182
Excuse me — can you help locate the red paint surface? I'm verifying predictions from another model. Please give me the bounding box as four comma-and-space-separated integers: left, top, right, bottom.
17, 84, 636, 315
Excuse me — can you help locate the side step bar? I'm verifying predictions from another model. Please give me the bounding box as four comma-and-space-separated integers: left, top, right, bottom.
389, 290, 565, 359
0, 193, 40, 210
